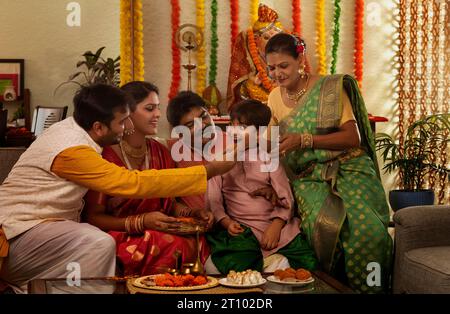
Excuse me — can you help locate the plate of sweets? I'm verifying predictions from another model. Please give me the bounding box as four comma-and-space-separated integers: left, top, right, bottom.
219, 269, 266, 288
170, 217, 207, 235
267, 268, 315, 286
132, 273, 218, 291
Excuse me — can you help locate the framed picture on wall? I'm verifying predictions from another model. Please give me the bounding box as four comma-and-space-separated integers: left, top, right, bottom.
0, 59, 25, 101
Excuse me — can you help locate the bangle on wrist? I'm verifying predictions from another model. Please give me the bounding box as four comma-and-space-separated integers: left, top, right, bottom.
301, 133, 313, 149
125, 214, 145, 234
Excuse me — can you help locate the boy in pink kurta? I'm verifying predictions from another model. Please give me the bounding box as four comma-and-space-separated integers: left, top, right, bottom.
206, 100, 318, 274
208, 148, 299, 258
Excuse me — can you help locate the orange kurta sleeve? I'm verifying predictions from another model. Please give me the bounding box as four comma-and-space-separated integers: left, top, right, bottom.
51, 145, 207, 199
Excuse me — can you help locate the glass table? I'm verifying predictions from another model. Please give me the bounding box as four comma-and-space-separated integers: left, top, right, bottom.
28, 271, 353, 294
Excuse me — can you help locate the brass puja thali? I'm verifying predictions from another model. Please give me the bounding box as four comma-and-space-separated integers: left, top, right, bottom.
169, 217, 207, 235
132, 273, 218, 291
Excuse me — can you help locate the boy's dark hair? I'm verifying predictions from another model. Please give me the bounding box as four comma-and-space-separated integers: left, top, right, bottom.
73, 84, 131, 131
166, 91, 206, 126
230, 99, 271, 128
120, 81, 159, 112
265, 32, 306, 59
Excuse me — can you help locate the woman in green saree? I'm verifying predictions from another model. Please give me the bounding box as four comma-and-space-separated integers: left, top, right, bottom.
264, 33, 392, 293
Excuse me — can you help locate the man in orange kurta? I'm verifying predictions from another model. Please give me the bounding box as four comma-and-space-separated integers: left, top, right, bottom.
0, 84, 235, 293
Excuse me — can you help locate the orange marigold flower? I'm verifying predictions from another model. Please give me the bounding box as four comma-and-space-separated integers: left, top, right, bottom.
173, 277, 185, 287
182, 274, 195, 286
161, 279, 175, 287
193, 275, 207, 286
163, 273, 173, 280
154, 275, 167, 286
176, 217, 196, 224
247, 28, 275, 92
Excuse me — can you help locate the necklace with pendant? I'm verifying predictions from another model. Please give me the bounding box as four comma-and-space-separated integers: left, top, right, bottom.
285, 73, 310, 101
120, 140, 146, 158
120, 141, 149, 170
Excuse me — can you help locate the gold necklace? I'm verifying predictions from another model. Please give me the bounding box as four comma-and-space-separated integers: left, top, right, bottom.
120, 140, 146, 158
285, 74, 310, 101
119, 141, 149, 170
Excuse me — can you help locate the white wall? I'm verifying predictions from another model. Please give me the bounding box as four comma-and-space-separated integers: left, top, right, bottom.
0, 0, 120, 116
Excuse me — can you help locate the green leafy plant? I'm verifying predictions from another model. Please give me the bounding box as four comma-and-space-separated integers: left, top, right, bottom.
12, 105, 25, 120
375, 113, 450, 191
55, 47, 120, 93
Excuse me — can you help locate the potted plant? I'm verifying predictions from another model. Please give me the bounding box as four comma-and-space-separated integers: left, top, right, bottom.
55, 47, 120, 93
12, 104, 25, 127
375, 113, 450, 211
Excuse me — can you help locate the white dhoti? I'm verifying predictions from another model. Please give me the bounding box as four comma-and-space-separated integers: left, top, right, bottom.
0, 220, 116, 293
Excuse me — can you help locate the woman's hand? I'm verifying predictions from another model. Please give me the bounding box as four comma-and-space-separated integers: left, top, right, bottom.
143, 212, 179, 232
248, 187, 289, 209
279, 133, 302, 155
260, 218, 284, 250
192, 209, 214, 230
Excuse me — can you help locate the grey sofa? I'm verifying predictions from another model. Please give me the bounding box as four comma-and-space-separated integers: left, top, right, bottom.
393, 205, 450, 293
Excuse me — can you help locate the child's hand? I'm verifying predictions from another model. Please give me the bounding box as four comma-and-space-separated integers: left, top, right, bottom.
261, 219, 284, 250
249, 187, 289, 209
225, 219, 244, 236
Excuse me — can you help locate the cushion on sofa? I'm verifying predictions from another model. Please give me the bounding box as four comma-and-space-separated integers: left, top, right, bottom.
402, 246, 450, 293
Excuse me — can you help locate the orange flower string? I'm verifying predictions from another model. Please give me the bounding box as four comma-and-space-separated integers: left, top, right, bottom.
195, 0, 206, 94
168, 0, 181, 99
354, 0, 364, 88
120, 0, 144, 85
120, 0, 132, 85
230, 0, 239, 53
247, 28, 275, 92
315, 0, 327, 75
292, 0, 301, 36
132, 0, 144, 81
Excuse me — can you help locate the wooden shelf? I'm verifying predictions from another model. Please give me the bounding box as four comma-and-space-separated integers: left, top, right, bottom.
23, 88, 31, 130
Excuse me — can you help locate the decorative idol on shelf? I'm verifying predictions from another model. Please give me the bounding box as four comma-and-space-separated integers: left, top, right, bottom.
226, 4, 284, 111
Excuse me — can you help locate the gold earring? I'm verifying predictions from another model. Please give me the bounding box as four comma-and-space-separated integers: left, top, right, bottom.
298, 63, 307, 79
124, 117, 135, 136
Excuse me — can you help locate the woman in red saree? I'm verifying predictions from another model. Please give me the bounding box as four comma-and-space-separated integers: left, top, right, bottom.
84, 81, 212, 276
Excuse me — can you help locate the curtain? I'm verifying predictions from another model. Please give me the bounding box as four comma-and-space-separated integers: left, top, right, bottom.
397, 0, 449, 203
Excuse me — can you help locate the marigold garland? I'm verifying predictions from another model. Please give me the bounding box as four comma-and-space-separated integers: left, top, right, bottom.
354, 0, 364, 88
208, 0, 218, 85
315, 0, 327, 75
250, 0, 259, 25
195, 0, 207, 95
247, 28, 275, 92
330, 0, 341, 74
133, 0, 144, 81
120, 0, 131, 85
120, 0, 144, 85
292, 0, 301, 36
168, 0, 181, 99
230, 0, 239, 53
